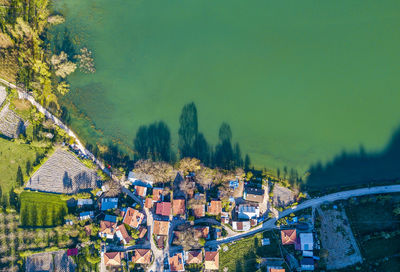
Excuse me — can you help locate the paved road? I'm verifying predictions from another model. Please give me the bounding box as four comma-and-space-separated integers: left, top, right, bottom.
206, 184, 400, 247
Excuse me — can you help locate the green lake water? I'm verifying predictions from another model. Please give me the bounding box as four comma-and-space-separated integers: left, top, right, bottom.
55, 0, 400, 176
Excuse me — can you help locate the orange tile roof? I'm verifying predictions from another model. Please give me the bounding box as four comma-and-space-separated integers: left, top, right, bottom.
281, 229, 297, 245
135, 185, 147, 197
153, 188, 163, 202
186, 250, 203, 264
204, 250, 219, 270
132, 249, 152, 264
123, 207, 144, 229
99, 221, 117, 236
172, 199, 186, 215
270, 268, 285, 272
153, 220, 169, 236
145, 197, 153, 208
208, 200, 222, 216
192, 204, 205, 218
169, 252, 184, 271
104, 252, 123, 266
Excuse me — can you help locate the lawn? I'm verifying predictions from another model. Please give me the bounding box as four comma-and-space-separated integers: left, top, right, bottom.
20, 191, 68, 227
219, 230, 281, 272
0, 138, 48, 192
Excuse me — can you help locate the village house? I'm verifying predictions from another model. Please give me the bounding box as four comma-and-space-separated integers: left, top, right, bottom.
207, 200, 222, 216
281, 229, 297, 245
169, 252, 185, 272
204, 250, 219, 271
152, 188, 163, 202
172, 198, 186, 216
77, 198, 93, 206
156, 202, 171, 217
99, 220, 117, 239
123, 207, 144, 229
101, 198, 118, 211
134, 185, 147, 198
237, 204, 260, 219
145, 197, 153, 209
192, 204, 205, 218
299, 233, 314, 251
128, 170, 154, 186
132, 249, 152, 265
268, 268, 285, 272
153, 220, 170, 236
221, 211, 230, 224
195, 226, 210, 239
79, 211, 94, 220
104, 252, 124, 267
243, 187, 265, 203
232, 221, 251, 231
185, 250, 203, 264
115, 224, 133, 245
138, 225, 148, 239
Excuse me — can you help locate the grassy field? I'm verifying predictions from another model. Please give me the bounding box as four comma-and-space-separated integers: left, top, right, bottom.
342, 194, 400, 272
20, 191, 68, 227
0, 138, 48, 192
219, 230, 282, 272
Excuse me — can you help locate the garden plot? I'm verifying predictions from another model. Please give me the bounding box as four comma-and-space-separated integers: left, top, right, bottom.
26, 250, 76, 272
317, 206, 362, 270
26, 148, 99, 194
0, 103, 25, 138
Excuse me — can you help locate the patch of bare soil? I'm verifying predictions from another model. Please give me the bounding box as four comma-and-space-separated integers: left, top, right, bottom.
317, 207, 362, 270
13, 98, 30, 110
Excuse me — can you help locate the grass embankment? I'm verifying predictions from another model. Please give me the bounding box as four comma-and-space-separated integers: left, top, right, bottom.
219, 230, 282, 272
0, 138, 48, 192
20, 191, 67, 227
339, 194, 400, 271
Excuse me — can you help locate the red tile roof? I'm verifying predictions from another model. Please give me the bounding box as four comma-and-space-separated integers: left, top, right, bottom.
99, 221, 117, 236
156, 202, 171, 216
172, 199, 186, 215
281, 229, 297, 245
116, 224, 133, 244
135, 185, 147, 197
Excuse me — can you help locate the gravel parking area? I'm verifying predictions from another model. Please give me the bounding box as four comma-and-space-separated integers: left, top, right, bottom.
317, 206, 362, 270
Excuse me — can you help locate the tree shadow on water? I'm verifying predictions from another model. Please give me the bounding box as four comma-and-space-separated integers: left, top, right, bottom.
306, 125, 400, 191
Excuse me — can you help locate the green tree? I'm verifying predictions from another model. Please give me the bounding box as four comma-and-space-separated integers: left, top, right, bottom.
16, 166, 24, 187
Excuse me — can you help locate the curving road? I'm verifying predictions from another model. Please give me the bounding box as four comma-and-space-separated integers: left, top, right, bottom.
206, 184, 400, 247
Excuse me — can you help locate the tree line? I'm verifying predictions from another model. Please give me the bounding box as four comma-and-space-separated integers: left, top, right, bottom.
133, 102, 250, 170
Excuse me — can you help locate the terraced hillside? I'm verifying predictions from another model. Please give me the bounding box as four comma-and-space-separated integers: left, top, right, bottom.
26, 148, 99, 194
0, 103, 25, 138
